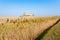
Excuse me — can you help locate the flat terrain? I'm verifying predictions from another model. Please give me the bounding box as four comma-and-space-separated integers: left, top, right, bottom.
0, 16, 60, 40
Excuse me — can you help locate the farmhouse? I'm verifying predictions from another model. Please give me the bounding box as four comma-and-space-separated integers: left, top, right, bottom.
24, 13, 33, 16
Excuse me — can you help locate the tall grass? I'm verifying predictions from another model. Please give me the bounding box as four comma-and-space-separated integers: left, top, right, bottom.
40, 19, 60, 40
0, 16, 59, 40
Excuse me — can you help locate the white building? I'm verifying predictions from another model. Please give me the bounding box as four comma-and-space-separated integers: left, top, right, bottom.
24, 13, 33, 16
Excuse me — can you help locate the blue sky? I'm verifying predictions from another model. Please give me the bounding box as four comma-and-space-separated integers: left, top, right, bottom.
0, 0, 60, 16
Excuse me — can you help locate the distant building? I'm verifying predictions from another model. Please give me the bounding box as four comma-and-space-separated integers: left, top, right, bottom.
24, 13, 33, 16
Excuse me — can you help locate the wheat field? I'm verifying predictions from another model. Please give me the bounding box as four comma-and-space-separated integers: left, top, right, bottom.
40, 21, 60, 40
0, 16, 60, 40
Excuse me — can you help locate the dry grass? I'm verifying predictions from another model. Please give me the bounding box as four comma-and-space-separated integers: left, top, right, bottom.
0, 16, 59, 40
40, 18, 60, 40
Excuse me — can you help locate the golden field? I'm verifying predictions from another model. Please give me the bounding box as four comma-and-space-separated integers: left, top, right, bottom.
0, 16, 60, 40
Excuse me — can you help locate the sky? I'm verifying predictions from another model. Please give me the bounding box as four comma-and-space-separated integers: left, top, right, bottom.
0, 0, 60, 16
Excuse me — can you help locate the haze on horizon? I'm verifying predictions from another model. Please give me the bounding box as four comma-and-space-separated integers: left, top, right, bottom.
0, 0, 60, 16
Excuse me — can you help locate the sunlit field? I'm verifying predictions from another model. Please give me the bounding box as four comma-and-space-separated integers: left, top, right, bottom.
40, 18, 60, 40
0, 16, 60, 40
